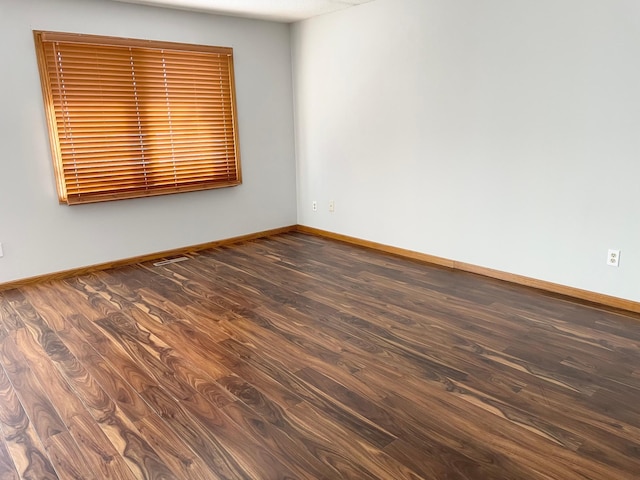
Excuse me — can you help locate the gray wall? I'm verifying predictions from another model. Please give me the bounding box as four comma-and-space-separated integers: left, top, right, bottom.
0, 0, 297, 283
3, 0, 638, 304
292, 0, 640, 302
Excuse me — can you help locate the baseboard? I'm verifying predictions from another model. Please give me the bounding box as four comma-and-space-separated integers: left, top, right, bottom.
296, 225, 456, 268
0, 225, 297, 292
4, 223, 638, 315
296, 225, 640, 315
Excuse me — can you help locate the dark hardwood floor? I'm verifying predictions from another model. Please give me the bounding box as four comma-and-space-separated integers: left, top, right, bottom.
1, 232, 640, 479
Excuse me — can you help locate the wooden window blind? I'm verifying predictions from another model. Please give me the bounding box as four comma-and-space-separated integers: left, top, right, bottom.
34, 31, 241, 205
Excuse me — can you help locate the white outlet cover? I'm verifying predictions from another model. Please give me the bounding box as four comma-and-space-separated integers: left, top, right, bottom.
607, 249, 620, 267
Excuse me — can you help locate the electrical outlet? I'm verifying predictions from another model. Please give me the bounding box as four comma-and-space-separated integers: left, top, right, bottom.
329, 200, 335, 213
607, 249, 620, 267
312, 201, 317, 212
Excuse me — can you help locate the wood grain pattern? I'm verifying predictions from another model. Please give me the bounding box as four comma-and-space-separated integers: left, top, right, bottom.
297, 225, 640, 314
0, 358, 58, 480
0, 232, 640, 479
0, 226, 296, 292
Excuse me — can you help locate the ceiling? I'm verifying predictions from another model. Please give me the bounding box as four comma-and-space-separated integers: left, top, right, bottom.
108, 0, 376, 23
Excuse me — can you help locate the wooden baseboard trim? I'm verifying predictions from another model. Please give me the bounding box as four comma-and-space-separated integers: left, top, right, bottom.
296, 225, 640, 315
4, 223, 638, 315
0, 225, 297, 292
296, 225, 455, 268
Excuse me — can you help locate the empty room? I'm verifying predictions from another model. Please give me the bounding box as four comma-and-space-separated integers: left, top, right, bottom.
1, 0, 639, 478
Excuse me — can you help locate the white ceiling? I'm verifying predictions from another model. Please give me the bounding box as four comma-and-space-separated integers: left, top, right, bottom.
108, 0, 376, 23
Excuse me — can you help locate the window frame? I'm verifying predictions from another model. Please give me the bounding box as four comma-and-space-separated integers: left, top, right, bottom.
34, 31, 242, 205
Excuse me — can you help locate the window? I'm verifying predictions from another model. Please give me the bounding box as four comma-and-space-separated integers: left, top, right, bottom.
34, 31, 241, 205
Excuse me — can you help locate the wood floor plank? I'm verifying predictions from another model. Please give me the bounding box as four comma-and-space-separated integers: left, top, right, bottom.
65, 413, 136, 480
168, 388, 304, 480
55, 323, 157, 422
93, 313, 197, 401
21, 285, 72, 333
217, 337, 398, 449
219, 400, 336, 480
0, 334, 67, 444
133, 413, 215, 480
7, 320, 138, 479
0, 432, 18, 480
283, 400, 422, 480
0, 362, 58, 480
42, 432, 95, 480
137, 386, 254, 479
0, 292, 25, 333
21, 323, 176, 479
1, 232, 640, 479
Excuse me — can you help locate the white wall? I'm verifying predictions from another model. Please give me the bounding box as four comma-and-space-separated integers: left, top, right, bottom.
0, 0, 297, 283
292, 0, 640, 302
